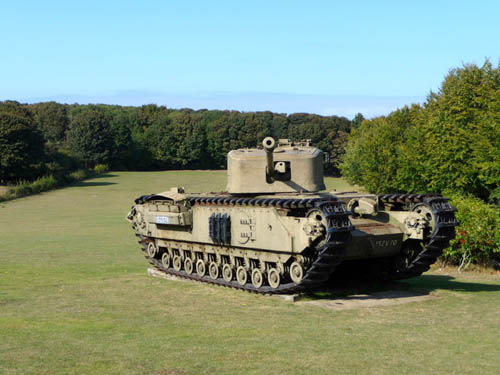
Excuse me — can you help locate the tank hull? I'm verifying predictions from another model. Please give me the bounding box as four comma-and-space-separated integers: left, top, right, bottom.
127, 190, 457, 293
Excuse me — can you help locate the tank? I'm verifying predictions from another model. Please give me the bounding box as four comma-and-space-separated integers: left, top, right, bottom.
126, 137, 458, 293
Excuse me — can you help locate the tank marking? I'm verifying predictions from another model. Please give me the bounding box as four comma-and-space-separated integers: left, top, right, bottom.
374, 239, 398, 247
156, 216, 170, 224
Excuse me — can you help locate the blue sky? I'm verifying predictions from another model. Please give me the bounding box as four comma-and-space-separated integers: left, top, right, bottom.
1, 0, 499, 118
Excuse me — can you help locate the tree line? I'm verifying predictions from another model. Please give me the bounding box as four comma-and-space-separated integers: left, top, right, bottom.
0, 101, 355, 184
341, 60, 499, 203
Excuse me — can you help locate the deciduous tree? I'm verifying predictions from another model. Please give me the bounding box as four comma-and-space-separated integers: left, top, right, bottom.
0, 102, 45, 182
65, 107, 114, 168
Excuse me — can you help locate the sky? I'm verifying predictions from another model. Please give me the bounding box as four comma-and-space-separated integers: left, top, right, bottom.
1, 0, 499, 118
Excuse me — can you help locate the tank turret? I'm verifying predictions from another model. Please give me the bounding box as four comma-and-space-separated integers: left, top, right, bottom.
226, 137, 326, 194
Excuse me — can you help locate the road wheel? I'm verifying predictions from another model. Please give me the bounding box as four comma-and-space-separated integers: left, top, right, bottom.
222, 264, 233, 282
196, 259, 206, 277
268, 268, 280, 289
147, 242, 157, 258
251, 269, 264, 289
236, 266, 247, 285
209, 262, 219, 280
184, 258, 193, 275
173, 255, 182, 271
161, 252, 171, 269
289, 262, 304, 284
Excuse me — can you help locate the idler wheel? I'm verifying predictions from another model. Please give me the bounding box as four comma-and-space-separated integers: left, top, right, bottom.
147, 242, 157, 258
222, 264, 233, 282
161, 252, 171, 269
236, 266, 248, 285
209, 262, 219, 280
173, 255, 182, 271
306, 209, 328, 247
196, 259, 206, 277
251, 269, 264, 289
184, 258, 194, 275
290, 262, 304, 284
268, 268, 280, 289
412, 203, 437, 236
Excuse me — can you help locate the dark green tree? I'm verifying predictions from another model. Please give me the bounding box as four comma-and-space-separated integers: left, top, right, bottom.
65, 107, 114, 168
144, 110, 208, 169
288, 113, 351, 175
351, 113, 365, 129
0, 103, 45, 183
109, 111, 133, 169
205, 111, 246, 168
31, 101, 69, 143
0, 100, 33, 119
270, 113, 288, 139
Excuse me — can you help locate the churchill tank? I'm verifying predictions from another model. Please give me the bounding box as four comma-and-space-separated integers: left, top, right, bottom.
126, 137, 458, 293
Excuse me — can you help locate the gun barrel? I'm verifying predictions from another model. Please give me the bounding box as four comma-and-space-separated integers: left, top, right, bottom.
262, 137, 276, 178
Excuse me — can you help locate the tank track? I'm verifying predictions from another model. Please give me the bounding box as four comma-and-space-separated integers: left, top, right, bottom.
378, 193, 458, 280
137, 196, 353, 294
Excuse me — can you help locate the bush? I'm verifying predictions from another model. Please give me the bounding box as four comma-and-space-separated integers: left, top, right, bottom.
29, 175, 57, 194
0, 175, 58, 201
442, 193, 500, 268
10, 181, 33, 197
93, 164, 108, 174
0, 166, 100, 203
70, 169, 88, 181
45, 151, 79, 179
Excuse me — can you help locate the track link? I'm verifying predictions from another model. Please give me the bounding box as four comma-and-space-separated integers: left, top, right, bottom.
137, 197, 353, 294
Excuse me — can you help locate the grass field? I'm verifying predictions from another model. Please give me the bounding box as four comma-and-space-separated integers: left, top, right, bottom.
1, 171, 499, 375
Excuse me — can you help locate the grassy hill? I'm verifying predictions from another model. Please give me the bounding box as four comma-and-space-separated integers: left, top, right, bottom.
1, 171, 499, 374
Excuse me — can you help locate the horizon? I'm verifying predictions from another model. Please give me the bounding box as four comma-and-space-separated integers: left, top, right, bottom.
14, 91, 428, 119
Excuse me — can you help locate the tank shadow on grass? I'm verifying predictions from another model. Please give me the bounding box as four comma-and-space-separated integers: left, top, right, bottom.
304, 274, 500, 301
408, 274, 500, 293
304, 279, 422, 301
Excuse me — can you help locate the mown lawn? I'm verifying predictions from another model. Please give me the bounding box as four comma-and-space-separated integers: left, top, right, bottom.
1, 171, 499, 375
